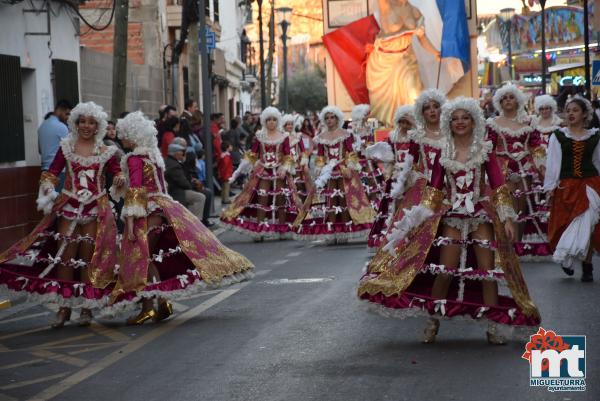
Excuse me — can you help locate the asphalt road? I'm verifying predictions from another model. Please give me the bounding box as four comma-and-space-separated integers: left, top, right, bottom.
0, 231, 598, 401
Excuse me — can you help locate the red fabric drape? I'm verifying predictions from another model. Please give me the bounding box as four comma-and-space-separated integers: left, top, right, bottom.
322, 16, 380, 105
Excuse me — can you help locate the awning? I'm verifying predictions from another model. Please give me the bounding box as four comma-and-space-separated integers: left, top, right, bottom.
548, 62, 585, 74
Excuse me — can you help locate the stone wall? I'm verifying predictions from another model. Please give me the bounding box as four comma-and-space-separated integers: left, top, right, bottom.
80, 47, 165, 119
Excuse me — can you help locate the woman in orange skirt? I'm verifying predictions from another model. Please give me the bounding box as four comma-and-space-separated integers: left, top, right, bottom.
543, 95, 600, 282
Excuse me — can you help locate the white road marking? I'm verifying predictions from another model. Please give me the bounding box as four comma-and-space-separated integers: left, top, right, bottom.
89, 323, 130, 342
33, 334, 95, 350
285, 251, 302, 257
213, 227, 226, 237
271, 259, 289, 266
0, 359, 45, 371
261, 278, 334, 285
29, 350, 87, 368
0, 327, 47, 341
26, 286, 247, 401
0, 373, 69, 391
253, 269, 272, 277
0, 312, 50, 325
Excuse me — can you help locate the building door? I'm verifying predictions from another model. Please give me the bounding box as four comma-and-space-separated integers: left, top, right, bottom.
52, 59, 79, 107
0, 54, 25, 163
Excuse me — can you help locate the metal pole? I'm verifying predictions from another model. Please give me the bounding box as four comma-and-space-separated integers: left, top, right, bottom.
199, 0, 214, 205
258, 0, 266, 109
507, 19, 513, 81
540, 0, 547, 94
583, 0, 592, 99
282, 21, 288, 111
111, 0, 128, 120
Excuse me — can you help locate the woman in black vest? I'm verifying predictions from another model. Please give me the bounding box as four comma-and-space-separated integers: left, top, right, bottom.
543, 95, 600, 282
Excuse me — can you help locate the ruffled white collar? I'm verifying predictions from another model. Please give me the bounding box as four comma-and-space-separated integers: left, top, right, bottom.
256, 130, 288, 145
559, 127, 599, 141
441, 140, 493, 173
408, 128, 446, 149
313, 130, 350, 145
389, 128, 411, 143
60, 139, 117, 167
486, 117, 534, 138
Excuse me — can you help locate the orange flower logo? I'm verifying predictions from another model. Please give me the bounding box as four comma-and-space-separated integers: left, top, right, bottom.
522, 327, 570, 372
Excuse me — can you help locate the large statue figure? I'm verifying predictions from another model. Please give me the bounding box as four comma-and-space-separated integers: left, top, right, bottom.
323, 0, 470, 126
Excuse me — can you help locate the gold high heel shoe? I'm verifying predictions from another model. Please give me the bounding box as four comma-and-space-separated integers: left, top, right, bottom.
51, 307, 72, 328
154, 301, 173, 322
421, 318, 440, 344
126, 309, 157, 325
77, 308, 93, 327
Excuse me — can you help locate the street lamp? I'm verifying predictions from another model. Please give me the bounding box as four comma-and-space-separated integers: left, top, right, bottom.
583, 0, 592, 99
500, 8, 515, 80
257, 0, 266, 109
276, 6, 292, 112
540, 0, 547, 94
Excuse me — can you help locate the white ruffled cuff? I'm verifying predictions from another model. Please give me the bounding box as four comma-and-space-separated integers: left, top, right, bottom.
36, 183, 58, 215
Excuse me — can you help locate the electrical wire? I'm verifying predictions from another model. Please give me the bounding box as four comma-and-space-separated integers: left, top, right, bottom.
57, 0, 116, 31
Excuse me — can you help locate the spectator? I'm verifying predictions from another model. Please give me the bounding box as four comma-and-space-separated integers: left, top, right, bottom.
164, 140, 206, 222
38, 99, 72, 171
218, 141, 234, 204
178, 118, 203, 153
221, 118, 243, 167
183, 148, 214, 227
299, 118, 315, 156
210, 113, 224, 162
196, 149, 207, 186
160, 116, 180, 157
104, 120, 125, 158
156, 105, 177, 140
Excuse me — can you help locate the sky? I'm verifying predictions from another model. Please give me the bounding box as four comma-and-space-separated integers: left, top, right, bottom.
476, 0, 567, 16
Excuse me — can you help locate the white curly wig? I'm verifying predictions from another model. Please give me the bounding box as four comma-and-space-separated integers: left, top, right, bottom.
440, 97, 488, 165
116, 111, 158, 149
117, 111, 164, 169
351, 104, 371, 125
492, 83, 528, 123
394, 105, 414, 126
534, 94, 557, 114
281, 114, 295, 131
260, 106, 282, 127
565, 95, 594, 124
66, 101, 108, 151
414, 89, 447, 129
319, 105, 345, 130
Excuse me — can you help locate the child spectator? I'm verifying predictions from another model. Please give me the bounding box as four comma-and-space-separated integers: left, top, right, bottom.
218, 141, 234, 204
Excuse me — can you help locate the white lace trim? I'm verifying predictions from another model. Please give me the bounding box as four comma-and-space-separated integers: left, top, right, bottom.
409, 129, 446, 149
441, 140, 493, 173
313, 130, 351, 145
486, 118, 534, 138
389, 128, 411, 144
60, 139, 117, 167
558, 127, 599, 141
256, 130, 288, 145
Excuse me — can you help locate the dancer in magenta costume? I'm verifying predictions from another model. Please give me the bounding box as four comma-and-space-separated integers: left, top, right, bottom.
359, 98, 541, 344
294, 106, 376, 243
282, 114, 314, 203
221, 107, 301, 240
351, 104, 385, 206
486, 84, 549, 260
532, 94, 563, 147
106, 112, 253, 321
0, 102, 125, 327
365, 105, 416, 249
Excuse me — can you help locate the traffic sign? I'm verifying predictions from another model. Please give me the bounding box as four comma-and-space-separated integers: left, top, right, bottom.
592, 60, 600, 86
200, 27, 216, 52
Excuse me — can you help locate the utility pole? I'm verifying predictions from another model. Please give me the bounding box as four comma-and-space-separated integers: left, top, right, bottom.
111, 0, 128, 120
257, 0, 266, 109
265, 2, 275, 105
540, 0, 547, 94
583, 0, 592, 99
199, 0, 214, 206
188, 0, 200, 101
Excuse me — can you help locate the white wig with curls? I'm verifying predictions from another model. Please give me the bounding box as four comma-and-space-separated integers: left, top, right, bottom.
260, 107, 282, 127
440, 97, 490, 171
565, 95, 594, 124
492, 83, 528, 123
117, 111, 164, 169
394, 105, 414, 126
414, 89, 447, 129
351, 104, 371, 126
281, 113, 295, 131
319, 105, 345, 130
66, 101, 108, 152
534, 94, 557, 114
